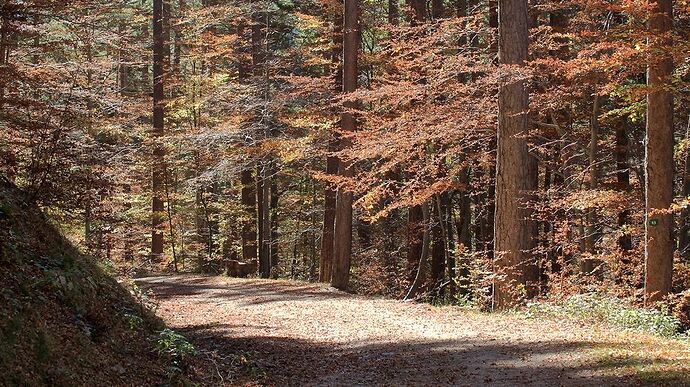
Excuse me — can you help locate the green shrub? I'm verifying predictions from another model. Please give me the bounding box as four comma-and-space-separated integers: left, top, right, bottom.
155, 329, 196, 374
122, 311, 144, 331
525, 293, 684, 338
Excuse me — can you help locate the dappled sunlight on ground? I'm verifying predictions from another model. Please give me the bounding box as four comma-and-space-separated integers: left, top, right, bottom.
137, 275, 689, 386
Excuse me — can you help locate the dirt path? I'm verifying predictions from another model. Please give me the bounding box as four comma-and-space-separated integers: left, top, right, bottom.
136, 275, 682, 386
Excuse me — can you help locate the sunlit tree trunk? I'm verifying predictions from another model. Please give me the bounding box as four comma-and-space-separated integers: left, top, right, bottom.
645, 0, 674, 303
331, 0, 360, 290
319, 8, 343, 282
151, 0, 166, 259
493, 0, 538, 309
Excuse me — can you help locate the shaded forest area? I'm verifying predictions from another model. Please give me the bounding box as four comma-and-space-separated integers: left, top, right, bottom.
2, 0, 690, 318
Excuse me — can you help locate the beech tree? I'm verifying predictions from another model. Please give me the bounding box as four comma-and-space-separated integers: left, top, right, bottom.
2, 0, 689, 322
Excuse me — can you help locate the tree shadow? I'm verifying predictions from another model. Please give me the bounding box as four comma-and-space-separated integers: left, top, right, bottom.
180, 323, 669, 387
139, 275, 687, 386
137, 275, 352, 306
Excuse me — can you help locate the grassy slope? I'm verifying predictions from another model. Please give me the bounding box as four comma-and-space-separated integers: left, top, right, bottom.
0, 178, 168, 386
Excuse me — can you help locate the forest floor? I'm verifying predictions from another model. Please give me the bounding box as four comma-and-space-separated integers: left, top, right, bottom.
136, 275, 690, 387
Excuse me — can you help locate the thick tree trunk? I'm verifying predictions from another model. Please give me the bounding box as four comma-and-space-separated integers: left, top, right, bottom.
331, 0, 360, 290
319, 10, 343, 282
151, 0, 166, 259
320, 156, 338, 282
493, 0, 538, 309
644, 0, 674, 303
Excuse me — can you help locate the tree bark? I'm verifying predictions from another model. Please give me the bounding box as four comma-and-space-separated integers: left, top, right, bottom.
644, 0, 674, 303
151, 0, 166, 259
389, 0, 399, 25
405, 203, 431, 299
319, 9, 344, 282
432, 0, 444, 19
331, 0, 360, 290
493, 0, 538, 309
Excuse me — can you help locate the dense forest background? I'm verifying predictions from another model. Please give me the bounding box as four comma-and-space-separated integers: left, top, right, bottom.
1, 0, 689, 316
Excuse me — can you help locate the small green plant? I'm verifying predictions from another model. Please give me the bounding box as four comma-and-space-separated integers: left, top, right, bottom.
526, 293, 684, 338
97, 259, 116, 275
155, 329, 196, 374
122, 311, 144, 331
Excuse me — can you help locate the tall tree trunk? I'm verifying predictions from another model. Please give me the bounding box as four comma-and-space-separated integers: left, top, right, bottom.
319, 10, 343, 282
331, 0, 360, 290
645, 0, 674, 303
271, 175, 280, 270
259, 162, 272, 278
493, 0, 538, 309
484, 0, 498, 260
151, 0, 166, 259
320, 156, 338, 282
583, 93, 601, 273
256, 170, 264, 270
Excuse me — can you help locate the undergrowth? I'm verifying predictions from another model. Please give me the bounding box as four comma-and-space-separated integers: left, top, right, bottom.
525, 293, 687, 339
155, 328, 197, 378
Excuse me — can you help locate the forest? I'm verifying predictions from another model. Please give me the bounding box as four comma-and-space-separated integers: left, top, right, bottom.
1, 0, 690, 385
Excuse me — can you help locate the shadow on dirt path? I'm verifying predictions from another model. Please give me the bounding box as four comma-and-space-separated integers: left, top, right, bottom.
136, 275, 677, 386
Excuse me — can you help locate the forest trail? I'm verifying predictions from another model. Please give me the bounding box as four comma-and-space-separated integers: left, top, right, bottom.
137, 275, 671, 386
